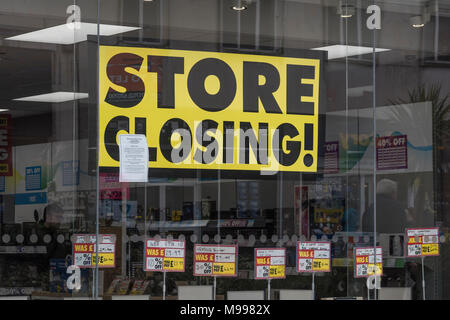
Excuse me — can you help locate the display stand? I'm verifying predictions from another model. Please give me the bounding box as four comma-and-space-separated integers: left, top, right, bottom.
111, 295, 150, 300
0, 296, 29, 300
278, 289, 313, 300
297, 241, 331, 300
267, 279, 271, 300
227, 291, 265, 300
163, 271, 166, 300
178, 285, 214, 300
213, 276, 217, 300
405, 227, 440, 300
31, 292, 103, 300
421, 256, 426, 300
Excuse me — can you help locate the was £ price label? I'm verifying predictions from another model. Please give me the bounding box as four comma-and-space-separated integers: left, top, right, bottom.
254, 248, 286, 279
354, 247, 383, 278
144, 239, 186, 272
71, 234, 117, 269
406, 228, 440, 257
297, 241, 331, 273
194, 245, 237, 277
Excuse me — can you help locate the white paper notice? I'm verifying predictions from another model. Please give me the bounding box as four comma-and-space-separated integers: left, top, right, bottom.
119, 134, 148, 182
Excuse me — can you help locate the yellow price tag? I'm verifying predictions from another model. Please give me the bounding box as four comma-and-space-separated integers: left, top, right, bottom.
422, 243, 439, 256
212, 262, 235, 275
312, 259, 330, 271
163, 257, 184, 271
367, 263, 383, 276
269, 265, 285, 278
92, 253, 115, 267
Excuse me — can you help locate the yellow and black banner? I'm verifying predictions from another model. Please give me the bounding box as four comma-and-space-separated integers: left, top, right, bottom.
99, 45, 323, 174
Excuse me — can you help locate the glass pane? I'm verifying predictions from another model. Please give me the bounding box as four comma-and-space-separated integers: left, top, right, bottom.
0, 0, 97, 299
0, 0, 448, 301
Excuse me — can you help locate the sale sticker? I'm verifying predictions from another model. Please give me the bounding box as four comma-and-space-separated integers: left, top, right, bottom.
297, 241, 331, 273
354, 247, 383, 278
376, 135, 408, 170
92, 252, 115, 267
99, 172, 129, 200
144, 238, 186, 272
71, 234, 117, 268
194, 245, 238, 277
324, 141, 339, 174
254, 248, 286, 280
406, 228, 439, 257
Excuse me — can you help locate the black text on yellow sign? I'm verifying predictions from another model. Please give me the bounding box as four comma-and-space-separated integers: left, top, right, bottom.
99, 46, 322, 173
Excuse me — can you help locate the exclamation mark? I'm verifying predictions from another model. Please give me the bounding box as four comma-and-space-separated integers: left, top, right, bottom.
303, 123, 314, 167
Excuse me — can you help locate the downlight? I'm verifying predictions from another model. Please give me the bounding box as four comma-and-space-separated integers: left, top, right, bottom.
410, 15, 425, 28
337, 2, 356, 18
231, 0, 252, 11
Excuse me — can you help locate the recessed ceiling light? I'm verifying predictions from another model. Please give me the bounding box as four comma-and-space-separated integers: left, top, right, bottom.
410, 10, 430, 28
337, 4, 355, 18
311, 45, 390, 60
13, 92, 89, 103
232, 5, 247, 11
5, 22, 140, 45
410, 15, 425, 28
231, 0, 250, 11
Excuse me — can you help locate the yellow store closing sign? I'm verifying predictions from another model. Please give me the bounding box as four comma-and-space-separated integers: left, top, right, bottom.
99, 45, 322, 173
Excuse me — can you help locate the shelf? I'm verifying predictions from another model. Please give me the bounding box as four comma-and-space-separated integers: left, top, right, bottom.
143, 218, 267, 231
110, 295, 150, 300
332, 257, 405, 268
0, 246, 47, 254
147, 220, 209, 230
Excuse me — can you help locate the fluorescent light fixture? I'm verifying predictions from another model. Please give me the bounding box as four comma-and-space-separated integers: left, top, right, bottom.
5, 22, 140, 45
311, 45, 390, 60
13, 92, 88, 103
0, 109, 10, 112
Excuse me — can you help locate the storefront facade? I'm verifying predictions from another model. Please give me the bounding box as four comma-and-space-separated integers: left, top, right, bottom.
0, 0, 449, 300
